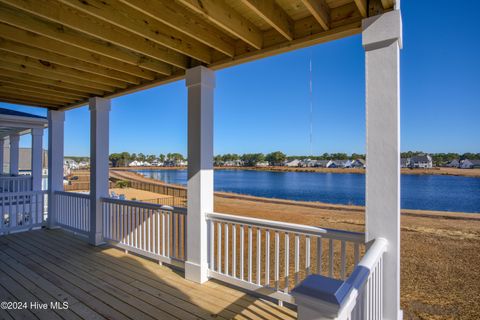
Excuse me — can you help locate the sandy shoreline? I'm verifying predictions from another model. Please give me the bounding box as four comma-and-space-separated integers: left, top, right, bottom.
113, 166, 480, 178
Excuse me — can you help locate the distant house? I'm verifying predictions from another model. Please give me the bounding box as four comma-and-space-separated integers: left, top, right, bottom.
410, 154, 433, 168
224, 160, 243, 167
330, 160, 352, 168
316, 160, 333, 168
460, 159, 480, 169
285, 159, 301, 167
255, 161, 269, 167
351, 159, 366, 168
400, 158, 410, 168
128, 160, 142, 167
446, 159, 460, 168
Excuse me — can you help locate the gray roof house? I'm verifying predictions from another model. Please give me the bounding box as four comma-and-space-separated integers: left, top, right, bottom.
410, 154, 433, 168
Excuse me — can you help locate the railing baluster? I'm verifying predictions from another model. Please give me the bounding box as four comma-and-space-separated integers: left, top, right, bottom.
354, 242, 360, 265
329, 238, 334, 278
209, 219, 214, 269
275, 231, 279, 290
341, 240, 346, 279
240, 225, 244, 280
317, 237, 323, 274
284, 233, 290, 293
305, 235, 311, 276
256, 228, 261, 285
162, 211, 166, 256
232, 224, 236, 278
217, 222, 222, 273
248, 226, 253, 283
265, 229, 270, 287
224, 223, 229, 275
294, 234, 300, 285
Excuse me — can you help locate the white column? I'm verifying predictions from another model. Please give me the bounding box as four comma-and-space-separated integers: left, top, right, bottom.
9, 133, 20, 175
31, 127, 44, 191
363, 10, 402, 320
0, 138, 4, 174
47, 110, 65, 229
185, 66, 215, 283
89, 97, 110, 246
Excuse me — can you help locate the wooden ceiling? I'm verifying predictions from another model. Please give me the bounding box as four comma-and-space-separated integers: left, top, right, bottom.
0, 0, 394, 110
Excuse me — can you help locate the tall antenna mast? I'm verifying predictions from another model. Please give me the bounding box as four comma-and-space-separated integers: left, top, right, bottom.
309, 50, 313, 157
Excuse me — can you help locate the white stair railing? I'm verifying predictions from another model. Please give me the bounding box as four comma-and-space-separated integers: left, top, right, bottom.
0, 190, 46, 235
102, 197, 187, 268
206, 212, 365, 304
54, 191, 90, 235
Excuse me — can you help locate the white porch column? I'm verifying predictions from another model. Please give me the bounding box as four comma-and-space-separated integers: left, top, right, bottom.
31, 127, 44, 191
185, 66, 215, 283
47, 110, 65, 229
0, 138, 4, 174
9, 133, 20, 175
89, 97, 110, 246
363, 10, 403, 320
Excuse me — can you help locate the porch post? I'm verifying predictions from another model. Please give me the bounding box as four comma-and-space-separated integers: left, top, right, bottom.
185, 66, 215, 283
47, 110, 65, 229
9, 133, 20, 175
31, 127, 44, 191
363, 10, 403, 320
89, 97, 110, 246
0, 138, 4, 174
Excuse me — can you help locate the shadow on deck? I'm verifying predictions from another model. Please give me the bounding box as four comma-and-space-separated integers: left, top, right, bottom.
0, 228, 296, 320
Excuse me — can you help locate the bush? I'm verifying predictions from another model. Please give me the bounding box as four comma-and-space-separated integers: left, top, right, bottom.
116, 180, 129, 188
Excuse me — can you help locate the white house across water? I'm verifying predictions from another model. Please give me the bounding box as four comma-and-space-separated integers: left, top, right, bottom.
0, 1, 403, 319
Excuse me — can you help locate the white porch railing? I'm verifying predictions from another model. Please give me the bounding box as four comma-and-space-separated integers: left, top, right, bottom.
102, 198, 187, 268
0, 175, 33, 193
292, 238, 387, 320
206, 212, 365, 304
54, 191, 90, 235
0, 190, 46, 235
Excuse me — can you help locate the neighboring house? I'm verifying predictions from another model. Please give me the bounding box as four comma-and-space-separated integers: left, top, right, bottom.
284, 159, 300, 167
351, 159, 366, 168
410, 154, 433, 168
255, 161, 269, 167
460, 159, 480, 169
446, 159, 460, 168
330, 160, 352, 168
299, 159, 317, 167
224, 160, 243, 167
64, 159, 79, 170
128, 160, 142, 166
400, 158, 410, 168
315, 160, 333, 168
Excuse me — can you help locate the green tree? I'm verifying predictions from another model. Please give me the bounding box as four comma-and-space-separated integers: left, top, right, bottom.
241, 153, 265, 166
265, 151, 286, 165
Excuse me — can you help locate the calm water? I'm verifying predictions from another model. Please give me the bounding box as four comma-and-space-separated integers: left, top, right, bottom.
134, 169, 480, 213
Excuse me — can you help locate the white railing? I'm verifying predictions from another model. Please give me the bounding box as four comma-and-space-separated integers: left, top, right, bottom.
102, 198, 187, 268
341, 238, 387, 320
0, 190, 46, 235
54, 191, 90, 235
0, 175, 33, 193
292, 238, 387, 320
206, 212, 365, 304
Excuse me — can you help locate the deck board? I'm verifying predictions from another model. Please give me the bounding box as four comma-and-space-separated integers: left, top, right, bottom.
0, 229, 296, 320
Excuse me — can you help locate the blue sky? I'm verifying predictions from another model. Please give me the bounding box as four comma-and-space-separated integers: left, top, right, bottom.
2, 1, 479, 157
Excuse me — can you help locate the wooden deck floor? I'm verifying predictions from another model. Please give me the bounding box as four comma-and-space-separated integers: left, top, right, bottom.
0, 229, 296, 320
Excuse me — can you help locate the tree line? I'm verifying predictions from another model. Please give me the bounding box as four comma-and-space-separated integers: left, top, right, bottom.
108, 152, 185, 167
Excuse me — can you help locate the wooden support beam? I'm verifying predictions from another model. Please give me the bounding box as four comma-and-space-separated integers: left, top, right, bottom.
0, 76, 88, 99
353, 0, 368, 17
0, 51, 121, 92
0, 95, 61, 108
0, 36, 141, 85
0, 84, 77, 103
241, 0, 293, 41
0, 1, 179, 72
0, 86, 75, 104
59, 0, 213, 63
301, 0, 330, 30
381, 0, 394, 10
122, 0, 236, 56
0, 79, 83, 100
177, 0, 262, 49
0, 64, 105, 96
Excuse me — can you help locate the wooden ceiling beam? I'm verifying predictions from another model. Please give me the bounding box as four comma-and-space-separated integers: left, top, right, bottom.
0, 78, 84, 100
381, 0, 394, 10
353, 0, 368, 17
0, 51, 122, 91
0, 0, 186, 69
177, 0, 263, 50
121, 0, 236, 56
0, 64, 105, 96
0, 36, 141, 85
59, 0, 213, 63
240, 0, 294, 41
301, 0, 330, 30
0, 5, 171, 76
0, 76, 88, 99
0, 86, 76, 104
0, 95, 62, 109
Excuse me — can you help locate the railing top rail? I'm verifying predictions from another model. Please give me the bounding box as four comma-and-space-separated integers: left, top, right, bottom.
207, 212, 329, 237
0, 190, 46, 197
54, 191, 90, 199
101, 197, 187, 214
